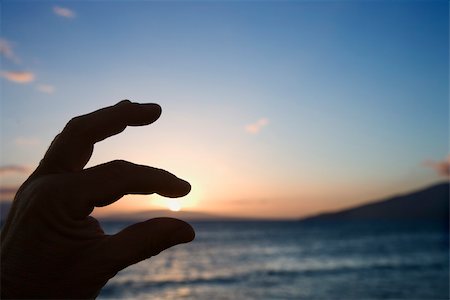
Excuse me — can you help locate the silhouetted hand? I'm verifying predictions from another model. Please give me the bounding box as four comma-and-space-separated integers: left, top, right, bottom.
1, 100, 195, 299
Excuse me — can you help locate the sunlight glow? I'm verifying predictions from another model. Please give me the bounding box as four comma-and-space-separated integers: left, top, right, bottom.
168, 199, 181, 212
151, 179, 202, 212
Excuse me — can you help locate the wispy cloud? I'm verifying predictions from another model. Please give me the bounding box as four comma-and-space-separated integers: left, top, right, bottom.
0, 38, 20, 64
245, 118, 269, 134
53, 6, 76, 18
37, 84, 55, 94
424, 155, 450, 178
14, 137, 40, 146
0, 186, 19, 200
0, 165, 30, 175
1, 71, 35, 83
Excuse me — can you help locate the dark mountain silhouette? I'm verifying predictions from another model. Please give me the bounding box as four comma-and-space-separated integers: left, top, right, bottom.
300, 182, 449, 222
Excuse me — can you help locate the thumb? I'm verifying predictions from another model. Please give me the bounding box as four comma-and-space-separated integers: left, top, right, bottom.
101, 218, 195, 272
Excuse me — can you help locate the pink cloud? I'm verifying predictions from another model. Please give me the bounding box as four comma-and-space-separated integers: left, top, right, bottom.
14, 137, 41, 146
53, 6, 76, 18
1, 71, 35, 83
0, 186, 19, 200
424, 155, 450, 178
37, 84, 55, 94
0, 165, 30, 175
0, 38, 20, 64
245, 118, 269, 134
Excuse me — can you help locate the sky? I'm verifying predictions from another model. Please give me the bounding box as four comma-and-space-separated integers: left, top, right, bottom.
0, 1, 448, 219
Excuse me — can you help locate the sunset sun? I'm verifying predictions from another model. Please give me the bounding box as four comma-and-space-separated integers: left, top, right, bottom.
167, 199, 181, 212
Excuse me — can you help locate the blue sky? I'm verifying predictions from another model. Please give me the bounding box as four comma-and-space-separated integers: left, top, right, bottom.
0, 1, 448, 218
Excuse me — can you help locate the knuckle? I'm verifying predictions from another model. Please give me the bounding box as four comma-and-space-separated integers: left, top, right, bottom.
66, 115, 82, 129
64, 116, 85, 135
153, 167, 168, 177
116, 99, 132, 108
106, 160, 135, 183
110, 159, 133, 171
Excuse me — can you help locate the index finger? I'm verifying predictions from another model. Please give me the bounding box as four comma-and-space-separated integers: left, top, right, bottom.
36, 100, 161, 174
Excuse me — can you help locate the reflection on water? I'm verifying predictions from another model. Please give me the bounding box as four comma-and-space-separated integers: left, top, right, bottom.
99, 221, 449, 299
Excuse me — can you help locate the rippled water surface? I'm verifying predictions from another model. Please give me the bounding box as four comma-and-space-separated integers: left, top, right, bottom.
98, 221, 449, 299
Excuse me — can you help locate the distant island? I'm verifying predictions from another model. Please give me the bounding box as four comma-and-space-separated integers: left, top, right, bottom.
300, 182, 449, 223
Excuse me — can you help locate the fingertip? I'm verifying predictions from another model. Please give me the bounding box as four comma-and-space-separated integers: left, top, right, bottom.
163, 177, 191, 198
141, 103, 161, 124
101, 217, 195, 271
150, 103, 162, 120
170, 220, 195, 244
150, 217, 195, 246
178, 179, 191, 195
121, 101, 162, 126
185, 222, 195, 242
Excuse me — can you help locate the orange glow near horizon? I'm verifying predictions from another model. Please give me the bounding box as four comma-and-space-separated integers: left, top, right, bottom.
3, 141, 444, 220
85, 126, 447, 219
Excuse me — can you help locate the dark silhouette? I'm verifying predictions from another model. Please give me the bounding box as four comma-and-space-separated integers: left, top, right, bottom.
0, 100, 195, 299
300, 182, 449, 223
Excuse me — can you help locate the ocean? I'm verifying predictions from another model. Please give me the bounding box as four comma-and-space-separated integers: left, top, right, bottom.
98, 220, 449, 300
